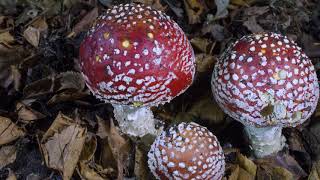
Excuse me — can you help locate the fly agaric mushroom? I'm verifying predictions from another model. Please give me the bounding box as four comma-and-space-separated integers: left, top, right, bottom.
211, 32, 319, 157
79, 4, 195, 137
148, 122, 225, 180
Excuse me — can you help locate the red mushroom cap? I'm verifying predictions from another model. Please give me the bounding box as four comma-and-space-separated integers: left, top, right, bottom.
212, 32, 319, 127
79, 3, 195, 107
148, 122, 225, 180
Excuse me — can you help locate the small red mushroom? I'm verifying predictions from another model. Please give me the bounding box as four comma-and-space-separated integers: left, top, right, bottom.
211, 32, 319, 157
148, 122, 225, 180
79, 3, 195, 136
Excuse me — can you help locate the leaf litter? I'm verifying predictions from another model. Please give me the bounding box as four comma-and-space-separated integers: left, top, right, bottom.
0, 0, 320, 179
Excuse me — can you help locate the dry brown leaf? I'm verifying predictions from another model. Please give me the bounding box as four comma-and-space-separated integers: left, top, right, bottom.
31, 17, 48, 32
23, 76, 54, 98
16, 102, 45, 122
98, 117, 132, 179
79, 162, 104, 180
0, 145, 17, 169
237, 152, 257, 177
41, 113, 87, 180
133, 0, 167, 11
309, 161, 320, 180
238, 167, 255, 180
243, 16, 264, 33
0, 116, 25, 145
23, 26, 40, 47
195, 54, 217, 73
23, 71, 87, 101
190, 37, 212, 53
0, 31, 14, 47
79, 132, 97, 162
230, 0, 254, 6
96, 116, 108, 139
243, 6, 269, 16
134, 145, 152, 179
228, 164, 239, 180
70, 7, 98, 37
273, 153, 307, 178
54, 71, 85, 92
272, 166, 293, 180
47, 90, 90, 105
214, 0, 230, 19
189, 96, 225, 124
10, 65, 21, 91
183, 0, 206, 24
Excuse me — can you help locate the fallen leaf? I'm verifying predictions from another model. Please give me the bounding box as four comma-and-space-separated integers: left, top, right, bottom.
31, 17, 48, 32
195, 54, 217, 72
0, 31, 14, 47
0, 145, 16, 169
163, 0, 184, 17
183, 0, 206, 24
309, 161, 320, 180
41, 113, 87, 180
228, 164, 240, 180
243, 16, 264, 33
214, 0, 230, 19
23, 71, 87, 101
230, 0, 254, 6
96, 116, 108, 139
189, 96, 225, 124
79, 132, 97, 162
23, 76, 54, 98
79, 162, 105, 180
0, 46, 27, 93
134, 143, 154, 179
272, 166, 293, 180
0, 116, 25, 145
243, 6, 269, 16
238, 167, 255, 180
190, 37, 212, 53
70, 7, 99, 37
23, 26, 40, 47
237, 152, 257, 177
202, 23, 225, 41
97, 117, 132, 179
16, 102, 45, 122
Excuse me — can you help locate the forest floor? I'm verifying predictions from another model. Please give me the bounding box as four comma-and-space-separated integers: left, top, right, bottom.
0, 0, 320, 179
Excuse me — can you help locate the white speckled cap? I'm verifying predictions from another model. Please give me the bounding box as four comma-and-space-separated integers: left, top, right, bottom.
79, 3, 195, 107
148, 122, 225, 180
212, 32, 319, 127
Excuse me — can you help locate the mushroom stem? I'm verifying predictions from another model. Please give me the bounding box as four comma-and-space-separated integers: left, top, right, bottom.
244, 126, 285, 158
112, 104, 161, 137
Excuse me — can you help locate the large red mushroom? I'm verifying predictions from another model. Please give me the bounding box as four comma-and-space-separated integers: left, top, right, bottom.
79, 3, 195, 136
211, 32, 319, 157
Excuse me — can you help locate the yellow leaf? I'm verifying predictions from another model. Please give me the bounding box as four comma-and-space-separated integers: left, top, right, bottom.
237, 152, 257, 177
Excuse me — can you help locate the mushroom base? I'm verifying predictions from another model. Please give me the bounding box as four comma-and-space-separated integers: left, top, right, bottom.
113, 105, 162, 137
244, 126, 285, 158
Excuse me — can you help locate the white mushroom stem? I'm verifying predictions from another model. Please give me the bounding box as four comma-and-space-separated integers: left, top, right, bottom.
112, 104, 162, 137
244, 126, 286, 158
